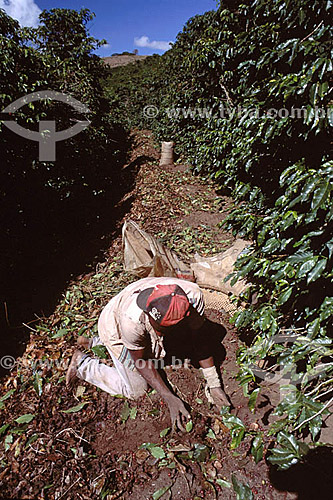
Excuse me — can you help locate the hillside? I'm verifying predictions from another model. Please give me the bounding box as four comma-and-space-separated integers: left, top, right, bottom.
103, 54, 149, 68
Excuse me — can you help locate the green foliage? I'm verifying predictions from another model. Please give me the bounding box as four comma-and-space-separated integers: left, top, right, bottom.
159, 427, 171, 438
185, 419, 193, 432
0, 390, 16, 403
192, 443, 210, 462
61, 402, 89, 413
103, 54, 163, 129
91, 345, 108, 359
222, 413, 246, 449
121, 401, 130, 423
268, 431, 309, 470
111, 51, 135, 56
152, 484, 173, 500
15, 414, 35, 424
251, 434, 264, 464
231, 474, 254, 500
0, 8, 130, 330
140, 442, 166, 459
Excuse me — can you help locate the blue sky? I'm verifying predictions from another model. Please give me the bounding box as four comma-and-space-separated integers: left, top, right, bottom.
1, 0, 219, 55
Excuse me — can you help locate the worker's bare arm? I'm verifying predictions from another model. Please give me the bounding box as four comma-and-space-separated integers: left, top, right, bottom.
198, 355, 215, 369
129, 349, 190, 431
129, 349, 174, 399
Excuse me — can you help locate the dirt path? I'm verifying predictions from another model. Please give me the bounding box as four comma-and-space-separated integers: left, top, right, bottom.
0, 131, 298, 499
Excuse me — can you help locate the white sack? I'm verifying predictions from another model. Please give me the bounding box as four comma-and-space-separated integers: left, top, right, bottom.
122, 220, 194, 281
190, 239, 251, 295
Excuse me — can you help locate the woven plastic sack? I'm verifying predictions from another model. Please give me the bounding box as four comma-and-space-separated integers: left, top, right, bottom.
159, 141, 174, 166
190, 239, 251, 295
122, 220, 194, 281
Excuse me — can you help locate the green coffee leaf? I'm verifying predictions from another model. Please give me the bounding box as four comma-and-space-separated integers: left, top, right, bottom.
160, 427, 171, 438
307, 318, 320, 338
301, 177, 317, 201
216, 478, 232, 489
152, 484, 172, 500
51, 328, 68, 339
0, 389, 15, 402
232, 474, 253, 500
15, 414, 35, 424
277, 287, 293, 306
268, 431, 308, 470
222, 415, 245, 430
4, 434, 13, 451
206, 428, 216, 439
91, 345, 108, 359
193, 443, 210, 462
121, 401, 130, 423
25, 434, 39, 448
251, 434, 264, 463
33, 372, 43, 397
129, 407, 137, 420
61, 402, 89, 413
186, 420, 193, 432
0, 423, 10, 436
309, 415, 322, 440
223, 414, 246, 450
262, 237, 280, 253
248, 388, 260, 413
311, 181, 328, 210
297, 259, 316, 278
231, 429, 245, 449
150, 446, 165, 459
307, 259, 326, 283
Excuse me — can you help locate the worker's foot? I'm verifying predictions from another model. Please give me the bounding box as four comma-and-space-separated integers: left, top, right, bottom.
77, 336, 93, 349
66, 350, 84, 387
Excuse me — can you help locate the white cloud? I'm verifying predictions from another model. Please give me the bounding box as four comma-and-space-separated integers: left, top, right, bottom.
134, 35, 172, 52
101, 43, 111, 49
0, 0, 42, 27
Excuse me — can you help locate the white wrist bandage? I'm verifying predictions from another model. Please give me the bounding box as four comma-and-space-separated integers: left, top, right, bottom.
201, 365, 221, 389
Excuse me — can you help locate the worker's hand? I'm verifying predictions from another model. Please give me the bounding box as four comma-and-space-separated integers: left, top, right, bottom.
210, 387, 230, 407
167, 395, 190, 432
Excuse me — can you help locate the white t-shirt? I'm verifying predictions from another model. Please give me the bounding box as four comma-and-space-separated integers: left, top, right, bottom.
98, 277, 204, 363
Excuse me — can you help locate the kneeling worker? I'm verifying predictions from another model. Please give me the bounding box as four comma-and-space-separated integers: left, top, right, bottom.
66, 277, 230, 431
